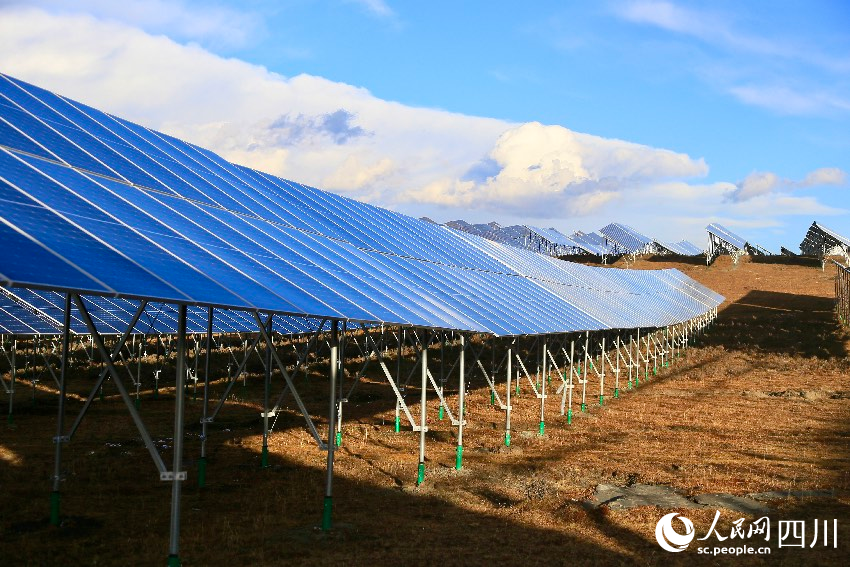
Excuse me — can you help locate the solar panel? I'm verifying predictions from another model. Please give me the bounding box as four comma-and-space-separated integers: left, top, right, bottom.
0, 72, 723, 336
800, 221, 850, 258
599, 223, 654, 254
569, 232, 615, 256
706, 223, 748, 251
0, 287, 319, 336
659, 240, 703, 256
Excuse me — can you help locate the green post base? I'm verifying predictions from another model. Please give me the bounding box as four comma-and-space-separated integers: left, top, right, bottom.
394, 415, 400, 433
7, 413, 12, 425
416, 462, 425, 486
567, 408, 573, 424
167, 554, 181, 567
50, 491, 60, 527
261, 445, 269, 468
614, 388, 620, 399
321, 496, 332, 531
439, 406, 444, 420
154, 387, 159, 400
504, 431, 511, 447
455, 445, 463, 470
490, 390, 495, 405
628, 380, 633, 390
653, 367, 657, 376
581, 403, 587, 413
515, 384, 520, 396
335, 431, 342, 447
198, 456, 207, 488
538, 421, 545, 436
134, 397, 141, 410
99, 387, 104, 402
599, 394, 604, 406
193, 389, 197, 402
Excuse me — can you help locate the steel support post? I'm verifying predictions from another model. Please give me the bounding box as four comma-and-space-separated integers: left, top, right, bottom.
167, 305, 188, 567
635, 328, 641, 385
50, 294, 71, 526
198, 308, 213, 488
261, 315, 273, 469
566, 340, 575, 423
614, 336, 621, 398
599, 336, 606, 406
581, 332, 589, 412
417, 333, 428, 485
455, 335, 465, 470
7, 339, 15, 424
539, 339, 546, 436
323, 321, 339, 530
395, 329, 402, 433
504, 341, 512, 446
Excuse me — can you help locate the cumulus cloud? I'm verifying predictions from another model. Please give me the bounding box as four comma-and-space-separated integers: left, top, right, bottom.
0, 0, 264, 49
0, 4, 842, 247
404, 122, 707, 216
730, 167, 846, 202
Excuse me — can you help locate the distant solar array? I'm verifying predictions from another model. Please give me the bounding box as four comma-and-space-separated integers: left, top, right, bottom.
706, 223, 772, 264
441, 219, 703, 260
800, 221, 850, 262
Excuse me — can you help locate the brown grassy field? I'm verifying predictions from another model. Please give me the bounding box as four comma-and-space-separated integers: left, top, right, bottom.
1, 255, 848, 565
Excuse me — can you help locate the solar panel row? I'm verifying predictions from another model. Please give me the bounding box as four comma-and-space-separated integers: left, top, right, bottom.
706, 223, 748, 251
599, 223, 654, 254
0, 72, 723, 336
660, 240, 703, 256
800, 221, 850, 257
0, 286, 319, 336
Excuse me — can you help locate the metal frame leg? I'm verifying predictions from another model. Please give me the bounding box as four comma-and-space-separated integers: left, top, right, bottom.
455, 335, 465, 470
322, 321, 339, 531
50, 294, 71, 526
167, 305, 188, 567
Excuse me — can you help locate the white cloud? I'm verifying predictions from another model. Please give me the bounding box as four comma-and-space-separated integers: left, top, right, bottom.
731, 167, 847, 202
2, 0, 264, 49
616, 1, 850, 116
728, 85, 850, 116
0, 5, 842, 248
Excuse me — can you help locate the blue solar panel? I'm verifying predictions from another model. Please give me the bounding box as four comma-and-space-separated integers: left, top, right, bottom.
706, 223, 748, 251
0, 72, 724, 336
599, 223, 654, 254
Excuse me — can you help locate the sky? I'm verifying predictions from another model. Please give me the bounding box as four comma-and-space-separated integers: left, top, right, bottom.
0, 0, 848, 252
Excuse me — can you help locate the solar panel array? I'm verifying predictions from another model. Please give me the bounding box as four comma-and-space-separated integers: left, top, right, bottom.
706, 223, 748, 250
599, 223, 655, 254
570, 231, 617, 256
0, 287, 318, 336
800, 221, 850, 258
659, 240, 703, 256
0, 72, 723, 336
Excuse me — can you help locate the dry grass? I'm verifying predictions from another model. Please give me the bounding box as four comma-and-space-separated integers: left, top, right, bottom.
1, 256, 849, 565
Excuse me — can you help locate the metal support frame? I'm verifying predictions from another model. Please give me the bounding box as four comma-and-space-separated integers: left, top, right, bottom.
416, 331, 430, 485
504, 339, 513, 447
455, 334, 466, 470
322, 320, 339, 530
252, 312, 326, 449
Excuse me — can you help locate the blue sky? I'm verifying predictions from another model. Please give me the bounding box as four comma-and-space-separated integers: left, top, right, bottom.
1, 0, 848, 251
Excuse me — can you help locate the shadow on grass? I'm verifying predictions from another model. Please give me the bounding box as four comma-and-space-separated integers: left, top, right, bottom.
703, 290, 847, 359
749, 255, 823, 268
